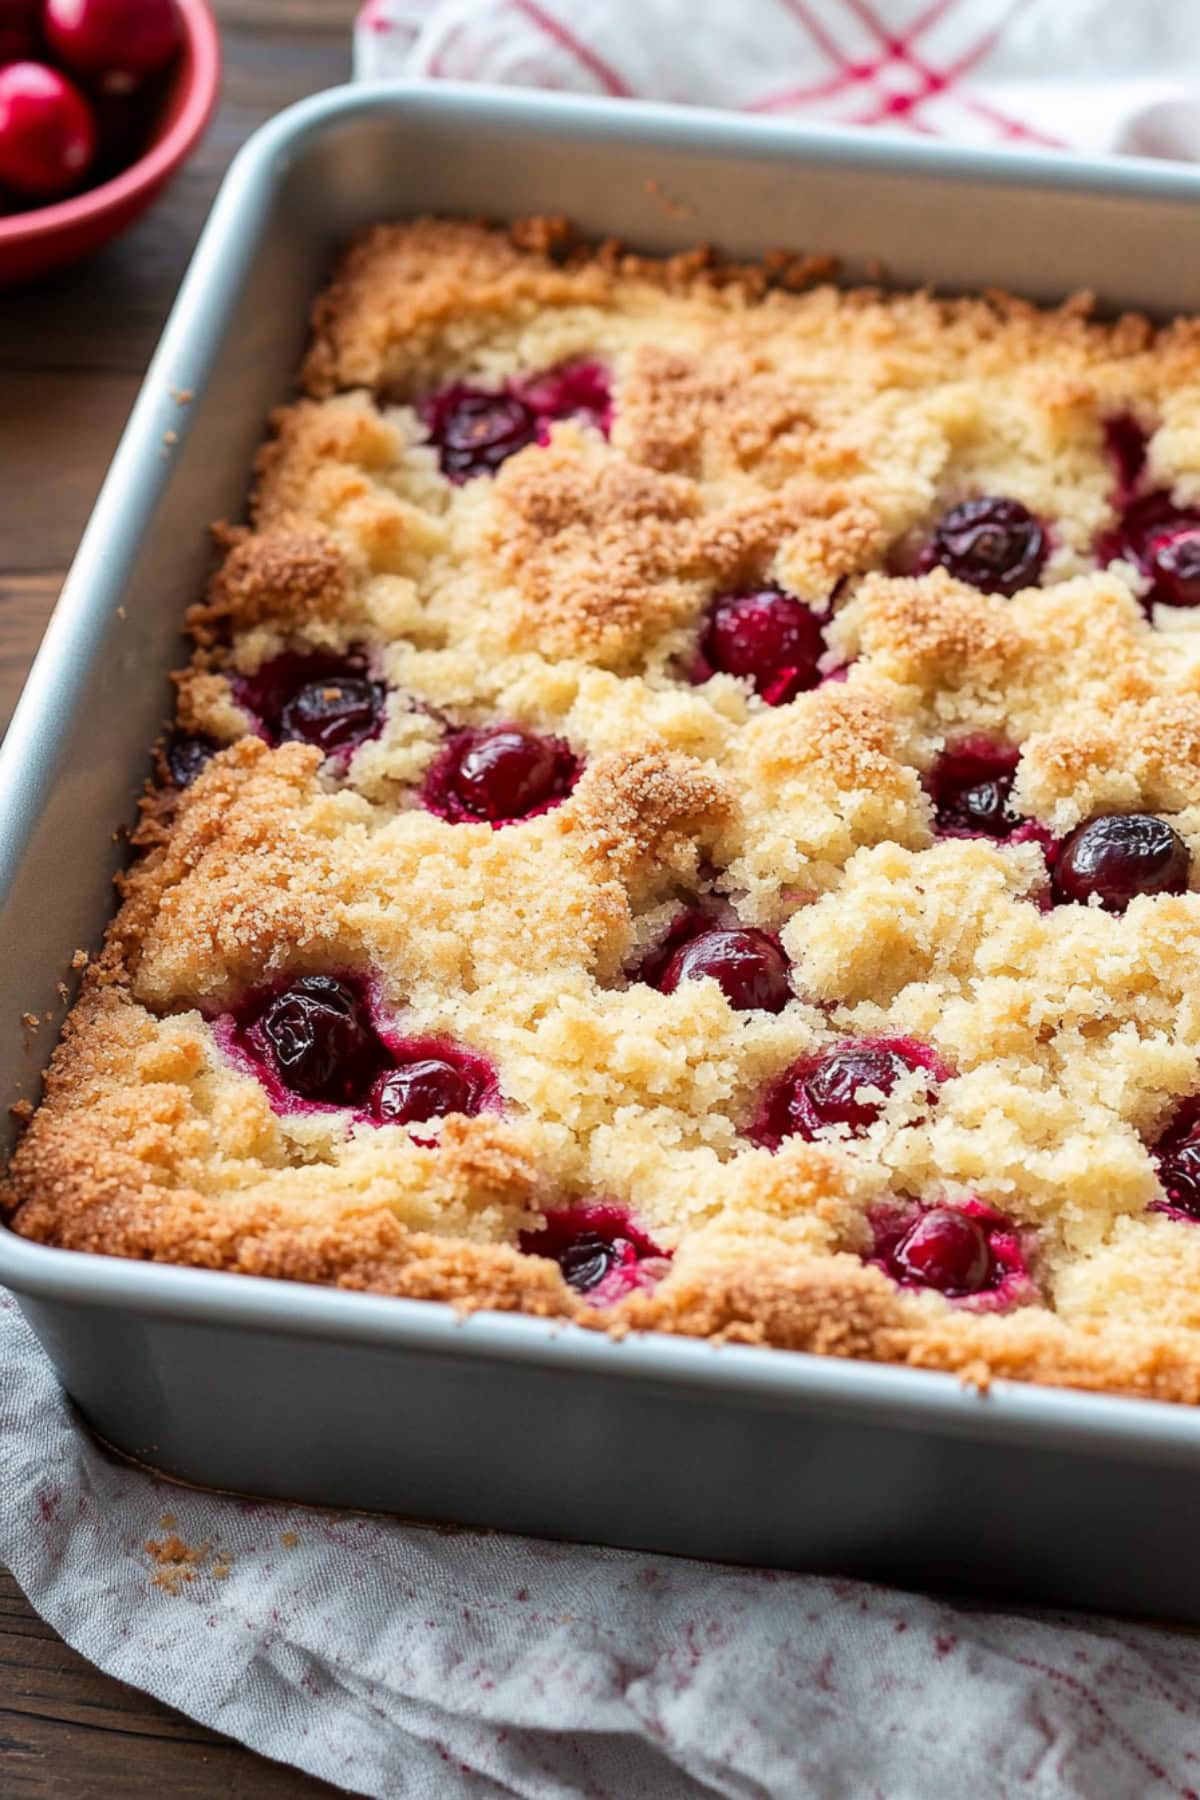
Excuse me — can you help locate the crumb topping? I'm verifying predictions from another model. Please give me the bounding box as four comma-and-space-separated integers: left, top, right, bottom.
12, 217, 1200, 1402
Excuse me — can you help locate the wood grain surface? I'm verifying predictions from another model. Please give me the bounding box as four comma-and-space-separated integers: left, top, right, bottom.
0, 4, 364, 1792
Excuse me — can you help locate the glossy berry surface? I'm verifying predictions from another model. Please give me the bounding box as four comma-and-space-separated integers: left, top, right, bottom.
252, 976, 384, 1107
519, 1204, 669, 1303
1051, 813, 1189, 913
420, 360, 611, 482
699, 588, 826, 705
234, 651, 387, 762
892, 1207, 991, 1294
165, 732, 217, 789
371, 1039, 495, 1135
868, 1197, 1030, 1304
925, 497, 1047, 596
929, 737, 1023, 839
45, 0, 181, 89
423, 724, 578, 827
1151, 1102, 1200, 1222
0, 61, 95, 199
757, 1037, 946, 1147
656, 924, 791, 1014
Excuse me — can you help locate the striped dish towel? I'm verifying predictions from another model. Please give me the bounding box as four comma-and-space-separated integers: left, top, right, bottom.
355, 0, 1200, 160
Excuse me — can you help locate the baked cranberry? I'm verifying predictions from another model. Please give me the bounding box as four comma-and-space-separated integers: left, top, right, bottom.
424, 387, 538, 481
699, 588, 826, 705
420, 360, 612, 482
1104, 413, 1149, 501
0, 1, 40, 61
512, 359, 612, 436
868, 1197, 1031, 1303
657, 925, 791, 1014
0, 62, 95, 200
45, 0, 181, 90
930, 737, 1022, 838
253, 976, 383, 1107
375, 1058, 473, 1126
1052, 813, 1189, 913
422, 724, 579, 827
893, 1208, 991, 1294
1096, 489, 1200, 611
233, 652, 387, 761
756, 1037, 947, 1147
924, 497, 1047, 596
1151, 1103, 1200, 1221
519, 1204, 669, 1302
165, 732, 217, 788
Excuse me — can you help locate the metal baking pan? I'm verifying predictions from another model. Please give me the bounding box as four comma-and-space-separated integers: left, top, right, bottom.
7, 83, 1200, 1621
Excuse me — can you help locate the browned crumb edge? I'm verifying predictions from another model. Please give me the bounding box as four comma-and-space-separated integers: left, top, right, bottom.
5, 980, 1200, 1408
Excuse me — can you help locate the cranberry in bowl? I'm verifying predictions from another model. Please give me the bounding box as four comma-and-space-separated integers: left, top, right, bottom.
0, 0, 219, 285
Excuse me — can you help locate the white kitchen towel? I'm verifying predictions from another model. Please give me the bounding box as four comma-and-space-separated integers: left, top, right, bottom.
8, 1289, 1200, 1800
8, 4, 1200, 1797
355, 0, 1200, 161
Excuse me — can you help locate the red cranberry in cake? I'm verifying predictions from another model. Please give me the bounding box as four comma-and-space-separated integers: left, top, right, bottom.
371, 1039, 497, 1135
422, 386, 538, 482
519, 1204, 670, 1304
1097, 488, 1200, 612
1150, 1101, 1200, 1222
868, 1197, 1028, 1302
165, 732, 218, 789
1104, 413, 1150, 501
923, 497, 1047, 596
699, 588, 826, 705
512, 359, 612, 437
422, 724, 579, 827
930, 737, 1023, 839
891, 1207, 991, 1294
1052, 813, 1189, 913
249, 975, 385, 1108
420, 361, 612, 481
234, 651, 387, 762
657, 924, 791, 1014
756, 1037, 948, 1147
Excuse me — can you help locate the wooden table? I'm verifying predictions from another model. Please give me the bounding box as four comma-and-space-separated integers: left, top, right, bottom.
0, 4, 363, 1792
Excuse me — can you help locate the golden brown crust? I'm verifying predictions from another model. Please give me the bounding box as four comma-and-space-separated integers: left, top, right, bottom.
16, 216, 1200, 1405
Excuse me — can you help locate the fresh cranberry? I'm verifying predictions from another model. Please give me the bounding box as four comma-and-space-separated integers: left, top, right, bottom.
756, 1037, 948, 1147
422, 724, 579, 827
45, 0, 181, 90
1051, 813, 1189, 913
923, 497, 1047, 597
699, 588, 826, 705
249, 976, 384, 1107
0, 1, 40, 61
929, 737, 1022, 838
656, 925, 791, 1014
518, 1204, 670, 1303
165, 732, 218, 788
0, 61, 95, 200
420, 360, 612, 482
233, 652, 387, 761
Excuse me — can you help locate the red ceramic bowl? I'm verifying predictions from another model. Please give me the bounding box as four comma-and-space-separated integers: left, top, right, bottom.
0, 0, 220, 285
